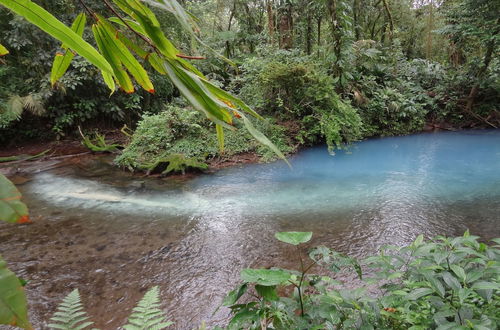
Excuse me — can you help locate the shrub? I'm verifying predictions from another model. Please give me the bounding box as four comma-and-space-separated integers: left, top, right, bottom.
232, 50, 363, 149
223, 231, 500, 329
115, 105, 293, 171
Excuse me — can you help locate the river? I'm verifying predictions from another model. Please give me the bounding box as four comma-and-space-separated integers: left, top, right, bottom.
1, 129, 499, 329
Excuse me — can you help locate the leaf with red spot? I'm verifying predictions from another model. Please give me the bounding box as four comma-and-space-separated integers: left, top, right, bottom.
0, 255, 32, 329
0, 174, 29, 224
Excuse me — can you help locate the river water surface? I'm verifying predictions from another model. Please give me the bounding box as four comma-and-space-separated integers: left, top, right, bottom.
1, 130, 499, 329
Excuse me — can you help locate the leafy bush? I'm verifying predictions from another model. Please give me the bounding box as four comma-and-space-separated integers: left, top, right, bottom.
232, 50, 363, 149
115, 105, 293, 171
223, 231, 500, 329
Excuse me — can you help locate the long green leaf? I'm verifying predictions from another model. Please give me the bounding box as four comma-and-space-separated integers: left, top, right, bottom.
163, 59, 233, 128
97, 16, 154, 92
216, 124, 224, 153
241, 113, 290, 166
0, 255, 31, 329
0, 0, 112, 74
92, 24, 134, 93
50, 13, 86, 86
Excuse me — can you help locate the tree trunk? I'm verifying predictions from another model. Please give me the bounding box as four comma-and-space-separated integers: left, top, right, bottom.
278, 3, 293, 49
225, 1, 236, 57
266, 0, 275, 44
353, 0, 361, 40
306, 13, 312, 54
381, 0, 394, 42
465, 34, 497, 115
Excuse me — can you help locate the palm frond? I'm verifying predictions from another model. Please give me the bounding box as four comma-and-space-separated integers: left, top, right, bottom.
123, 286, 173, 330
22, 93, 46, 115
48, 289, 94, 330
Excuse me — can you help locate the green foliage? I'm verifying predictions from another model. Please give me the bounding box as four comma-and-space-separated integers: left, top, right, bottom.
224, 231, 500, 329
49, 287, 173, 330
79, 128, 121, 153
233, 50, 363, 149
48, 289, 93, 330
0, 254, 31, 329
274, 231, 312, 245
124, 286, 173, 330
115, 105, 293, 172
146, 153, 208, 175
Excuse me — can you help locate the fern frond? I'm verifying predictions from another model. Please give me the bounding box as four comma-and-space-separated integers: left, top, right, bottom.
123, 286, 173, 330
48, 289, 94, 330
22, 93, 46, 115
5, 95, 24, 117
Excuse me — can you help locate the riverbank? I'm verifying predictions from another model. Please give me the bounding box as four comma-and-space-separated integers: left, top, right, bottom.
0, 121, 462, 179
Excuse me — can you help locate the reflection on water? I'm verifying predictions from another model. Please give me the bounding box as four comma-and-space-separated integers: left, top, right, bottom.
1, 130, 499, 329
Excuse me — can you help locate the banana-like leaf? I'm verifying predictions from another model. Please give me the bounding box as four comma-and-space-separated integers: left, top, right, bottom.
92, 23, 134, 93
0, 0, 112, 75
0, 43, 8, 56
0, 255, 31, 329
0, 174, 29, 224
96, 16, 154, 92
216, 124, 224, 153
50, 13, 86, 86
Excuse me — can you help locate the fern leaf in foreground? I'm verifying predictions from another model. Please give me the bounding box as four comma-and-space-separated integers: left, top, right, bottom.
123, 286, 173, 330
48, 289, 94, 330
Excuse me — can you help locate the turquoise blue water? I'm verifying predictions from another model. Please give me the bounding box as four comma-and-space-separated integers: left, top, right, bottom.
30, 130, 500, 218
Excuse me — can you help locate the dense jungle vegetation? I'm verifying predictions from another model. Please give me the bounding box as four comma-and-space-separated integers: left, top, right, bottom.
0, 0, 499, 329
1, 0, 499, 171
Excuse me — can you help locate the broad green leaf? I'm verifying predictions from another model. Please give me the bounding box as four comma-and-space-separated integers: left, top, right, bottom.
450, 265, 466, 282
457, 288, 472, 304
424, 271, 446, 297
0, 255, 31, 329
0, 174, 29, 223
255, 285, 279, 301
241, 269, 291, 286
275, 232, 312, 245
412, 234, 424, 247
50, 13, 86, 86
222, 284, 247, 306
405, 288, 434, 300
0, 43, 8, 56
442, 272, 461, 291
472, 281, 499, 290
0, 0, 112, 74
